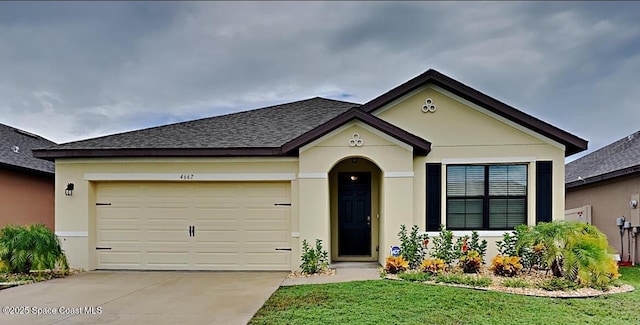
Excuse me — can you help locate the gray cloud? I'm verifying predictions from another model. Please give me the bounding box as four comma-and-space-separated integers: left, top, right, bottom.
0, 1, 638, 161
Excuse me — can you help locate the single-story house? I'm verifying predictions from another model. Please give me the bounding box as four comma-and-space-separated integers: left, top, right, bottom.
33, 69, 587, 271
1, 123, 56, 230
566, 130, 640, 263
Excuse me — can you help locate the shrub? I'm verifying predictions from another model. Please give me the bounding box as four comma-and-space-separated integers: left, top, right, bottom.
431, 226, 458, 267
397, 225, 429, 270
502, 278, 531, 288
459, 251, 483, 274
0, 224, 68, 274
468, 231, 488, 263
385, 256, 409, 274
490, 255, 523, 277
420, 258, 446, 275
532, 221, 618, 287
398, 271, 432, 282
431, 227, 485, 268
539, 278, 580, 291
435, 273, 492, 287
496, 231, 518, 257
300, 239, 328, 274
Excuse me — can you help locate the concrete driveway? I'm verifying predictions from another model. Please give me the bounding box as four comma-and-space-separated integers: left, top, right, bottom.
0, 271, 287, 325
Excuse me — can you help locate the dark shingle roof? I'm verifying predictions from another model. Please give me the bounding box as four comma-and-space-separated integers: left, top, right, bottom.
0, 123, 56, 174
37, 97, 357, 155
566, 130, 640, 188
33, 69, 588, 161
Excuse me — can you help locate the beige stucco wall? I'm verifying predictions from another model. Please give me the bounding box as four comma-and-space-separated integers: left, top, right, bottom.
54, 157, 300, 270
299, 123, 415, 266
566, 174, 640, 263
376, 85, 567, 261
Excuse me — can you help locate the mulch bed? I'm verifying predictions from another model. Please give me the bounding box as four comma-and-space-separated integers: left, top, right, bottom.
386, 270, 635, 298
0, 269, 82, 290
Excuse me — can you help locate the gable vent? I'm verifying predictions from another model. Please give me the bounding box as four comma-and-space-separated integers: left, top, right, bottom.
12, 145, 19, 153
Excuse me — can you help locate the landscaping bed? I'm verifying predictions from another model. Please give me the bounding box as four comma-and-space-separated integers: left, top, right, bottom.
387, 268, 634, 298
0, 269, 81, 290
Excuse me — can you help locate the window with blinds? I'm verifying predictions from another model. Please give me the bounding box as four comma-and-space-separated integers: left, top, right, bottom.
446, 165, 527, 230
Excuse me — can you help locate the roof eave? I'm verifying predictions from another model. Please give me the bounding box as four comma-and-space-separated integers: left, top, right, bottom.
0, 162, 54, 176
566, 164, 640, 189
32, 147, 286, 161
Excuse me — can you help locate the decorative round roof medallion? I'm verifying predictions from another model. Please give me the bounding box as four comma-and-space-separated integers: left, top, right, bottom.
348, 133, 364, 147
421, 98, 436, 113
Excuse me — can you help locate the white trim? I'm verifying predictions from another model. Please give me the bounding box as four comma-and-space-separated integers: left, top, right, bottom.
384, 171, 414, 178
298, 173, 327, 179
426, 230, 506, 237
55, 231, 88, 237
299, 120, 413, 153
442, 157, 535, 165
84, 173, 297, 181
430, 85, 566, 151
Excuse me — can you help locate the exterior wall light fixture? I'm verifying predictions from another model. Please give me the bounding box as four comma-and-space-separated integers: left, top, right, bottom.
65, 183, 74, 196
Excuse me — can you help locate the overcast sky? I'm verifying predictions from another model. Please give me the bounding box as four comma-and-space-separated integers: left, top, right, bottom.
1, 2, 639, 162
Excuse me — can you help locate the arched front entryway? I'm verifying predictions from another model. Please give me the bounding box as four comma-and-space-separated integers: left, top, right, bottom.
329, 157, 382, 262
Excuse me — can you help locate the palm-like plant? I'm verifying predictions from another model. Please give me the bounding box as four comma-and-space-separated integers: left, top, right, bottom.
530, 221, 617, 287
0, 224, 68, 274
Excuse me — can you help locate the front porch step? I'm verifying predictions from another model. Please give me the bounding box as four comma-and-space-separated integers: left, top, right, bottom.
329, 262, 380, 269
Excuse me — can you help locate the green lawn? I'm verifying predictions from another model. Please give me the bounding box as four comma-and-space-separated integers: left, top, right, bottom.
250, 267, 640, 325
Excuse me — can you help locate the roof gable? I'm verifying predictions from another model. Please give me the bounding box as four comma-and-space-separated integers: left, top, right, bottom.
566, 130, 640, 188
0, 123, 56, 174
281, 108, 431, 155
359, 69, 587, 156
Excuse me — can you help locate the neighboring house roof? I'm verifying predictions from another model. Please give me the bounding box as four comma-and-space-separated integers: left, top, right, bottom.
566, 130, 640, 189
0, 123, 56, 175
33, 69, 587, 160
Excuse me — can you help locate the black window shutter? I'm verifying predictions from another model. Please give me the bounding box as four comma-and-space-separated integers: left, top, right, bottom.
536, 161, 553, 224
426, 163, 442, 231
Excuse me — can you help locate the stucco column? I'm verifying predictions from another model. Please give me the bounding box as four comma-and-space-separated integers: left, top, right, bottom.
379, 176, 414, 264
297, 177, 331, 265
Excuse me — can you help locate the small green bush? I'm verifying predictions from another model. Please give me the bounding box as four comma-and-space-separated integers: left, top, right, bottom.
435, 273, 492, 287
431, 226, 458, 266
502, 278, 531, 288
398, 271, 433, 282
397, 225, 429, 270
0, 224, 68, 274
539, 278, 581, 291
300, 239, 328, 274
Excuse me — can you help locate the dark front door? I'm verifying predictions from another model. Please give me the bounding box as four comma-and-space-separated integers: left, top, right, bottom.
338, 172, 371, 256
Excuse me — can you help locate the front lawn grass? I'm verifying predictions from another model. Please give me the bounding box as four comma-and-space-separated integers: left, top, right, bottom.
250, 266, 640, 325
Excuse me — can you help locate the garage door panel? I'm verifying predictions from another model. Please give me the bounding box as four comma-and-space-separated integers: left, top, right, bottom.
98, 251, 141, 267
96, 181, 291, 270
147, 230, 191, 244
99, 229, 142, 244
245, 230, 288, 243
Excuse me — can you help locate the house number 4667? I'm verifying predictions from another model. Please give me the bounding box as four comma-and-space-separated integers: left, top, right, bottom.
179, 174, 194, 180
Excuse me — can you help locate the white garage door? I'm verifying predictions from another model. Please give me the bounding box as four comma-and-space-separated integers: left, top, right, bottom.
95, 182, 291, 270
